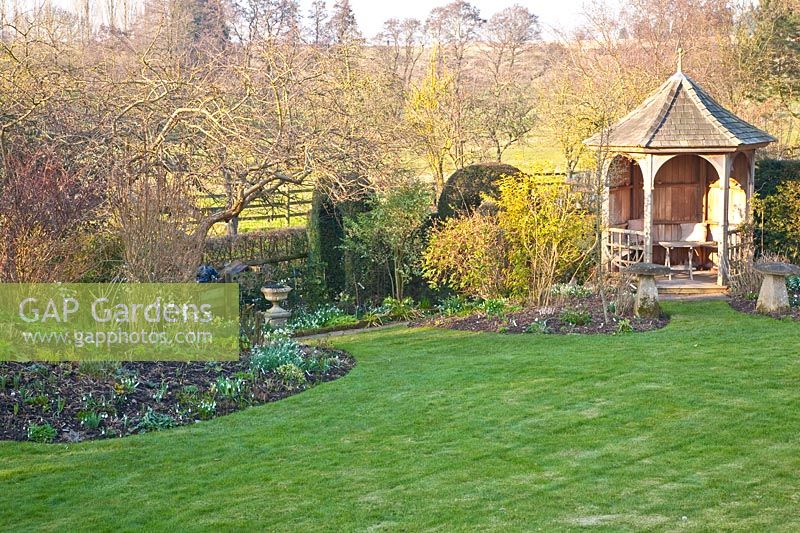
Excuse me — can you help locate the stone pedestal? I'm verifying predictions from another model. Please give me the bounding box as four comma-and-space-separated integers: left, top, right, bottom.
635, 274, 661, 318
261, 285, 292, 327
624, 263, 671, 318
754, 262, 800, 314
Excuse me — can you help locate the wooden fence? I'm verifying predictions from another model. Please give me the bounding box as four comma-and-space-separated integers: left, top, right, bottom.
200, 183, 314, 235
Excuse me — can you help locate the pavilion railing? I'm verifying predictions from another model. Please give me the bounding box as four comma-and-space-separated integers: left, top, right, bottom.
725, 228, 753, 282
604, 228, 646, 272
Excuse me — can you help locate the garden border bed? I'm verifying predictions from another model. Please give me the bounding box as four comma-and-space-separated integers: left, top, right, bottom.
414, 295, 669, 335
0, 346, 354, 444
728, 297, 800, 321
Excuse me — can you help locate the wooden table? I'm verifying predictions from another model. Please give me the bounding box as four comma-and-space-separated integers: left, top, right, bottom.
658, 240, 718, 280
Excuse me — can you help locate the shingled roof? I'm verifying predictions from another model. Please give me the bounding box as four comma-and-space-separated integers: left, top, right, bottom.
584, 71, 776, 149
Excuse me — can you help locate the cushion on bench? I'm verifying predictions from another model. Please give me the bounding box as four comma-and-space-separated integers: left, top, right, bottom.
680, 222, 706, 242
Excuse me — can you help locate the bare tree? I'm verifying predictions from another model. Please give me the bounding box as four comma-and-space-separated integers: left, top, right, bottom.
484, 4, 539, 79
326, 0, 359, 44
426, 0, 483, 79
477, 4, 540, 161
405, 47, 455, 199
307, 0, 328, 45
72, 0, 92, 39
233, 0, 300, 41
0, 5, 319, 280
425, 0, 484, 169
375, 17, 425, 118
744, 0, 800, 119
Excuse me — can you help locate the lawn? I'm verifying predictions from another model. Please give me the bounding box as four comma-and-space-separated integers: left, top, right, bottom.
2, 300, 799, 531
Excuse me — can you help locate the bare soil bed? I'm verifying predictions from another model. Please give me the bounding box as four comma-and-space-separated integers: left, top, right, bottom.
0, 346, 354, 443
416, 295, 668, 335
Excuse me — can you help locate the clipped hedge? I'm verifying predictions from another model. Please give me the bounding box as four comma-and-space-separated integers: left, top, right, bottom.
436, 163, 522, 219
308, 189, 346, 298
307, 178, 375, 300
757, 180, 800, 263
754, 159, 800, 196
204, 227, 308, 268
754, 159, 800, 262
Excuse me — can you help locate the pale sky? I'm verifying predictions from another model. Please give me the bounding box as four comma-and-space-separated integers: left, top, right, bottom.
37, 0, 591, 40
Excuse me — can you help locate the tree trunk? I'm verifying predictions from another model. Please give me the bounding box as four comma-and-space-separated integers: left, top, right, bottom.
434, 161, 445, 202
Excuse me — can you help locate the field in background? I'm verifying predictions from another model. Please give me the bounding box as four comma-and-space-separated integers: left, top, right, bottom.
501, 135, 568, 173
204, 135, 574, 236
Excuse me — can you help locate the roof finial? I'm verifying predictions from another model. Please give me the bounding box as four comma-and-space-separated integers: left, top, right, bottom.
677, 47, 684, 74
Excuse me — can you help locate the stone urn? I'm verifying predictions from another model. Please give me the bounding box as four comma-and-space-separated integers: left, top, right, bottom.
754, 262, 800, 314
623, 262, 671, 318
261, 284, 292, 327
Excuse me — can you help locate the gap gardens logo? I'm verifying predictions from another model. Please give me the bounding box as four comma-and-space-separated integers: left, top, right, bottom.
0, 284, 239, 361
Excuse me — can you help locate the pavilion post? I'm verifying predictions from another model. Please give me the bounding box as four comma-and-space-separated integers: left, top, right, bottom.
746, 150, 756, 222
642, 154, 655, 263
719, 153, 733, 286
600, 158, 612, 269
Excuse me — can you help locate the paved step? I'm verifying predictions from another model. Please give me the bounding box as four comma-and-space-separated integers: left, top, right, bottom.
658, 285, 727, 295
660, 292, 728, 301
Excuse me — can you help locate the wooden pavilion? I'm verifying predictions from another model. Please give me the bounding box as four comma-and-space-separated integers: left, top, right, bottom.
584, 60, 776, 286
